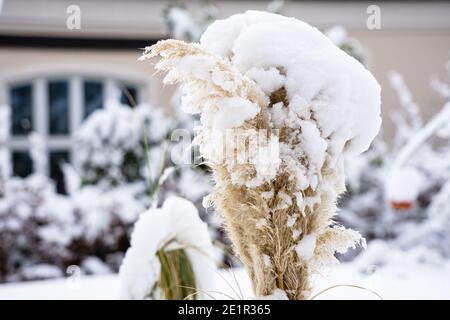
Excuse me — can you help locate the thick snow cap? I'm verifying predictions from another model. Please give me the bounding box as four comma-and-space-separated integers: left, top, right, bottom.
200, 11, 381, 157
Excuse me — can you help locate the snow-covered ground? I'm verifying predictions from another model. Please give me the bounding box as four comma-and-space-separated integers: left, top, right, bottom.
1, 242, 449, 300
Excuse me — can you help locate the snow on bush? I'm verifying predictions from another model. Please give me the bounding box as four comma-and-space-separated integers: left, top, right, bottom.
72, 98, 214, 227
73, 98, 213, 208
119, 196, 216, 300
144, 10, 381, 299
0, 100, 166, 281
0, 96, 216, 282
325, 25, 367, 65
28, 133, 47, 176
0, 106, 11, 197
0, 101, 180, 282
386, 166, 424, 208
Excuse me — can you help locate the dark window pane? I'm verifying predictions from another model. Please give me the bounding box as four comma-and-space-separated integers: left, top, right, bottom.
48, 80, 69, 135
12, 151, 32, 177
84, 81, 103, 118
10, 84, 33, 135
120, 85, 138, 107
50, 151, 69, 194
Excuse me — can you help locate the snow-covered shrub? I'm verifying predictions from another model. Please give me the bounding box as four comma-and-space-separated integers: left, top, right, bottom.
390, 84, 450, 257
144, 10, 381, 299
338, 56, 450, 255
392, 179, 450, 259
74, 100, 174, 187
0, 126, 70, 281
119, 196, 216, 300
0, 92, 218, 283
409, 179, 450, 257
28, 133, 47, 176
266, 0, 285, 14
338, 141, 390, 241
325, 26, 367, 64
346, 239, 450, 294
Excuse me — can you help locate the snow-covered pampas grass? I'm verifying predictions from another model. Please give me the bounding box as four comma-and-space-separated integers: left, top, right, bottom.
0, 105, 11, 196
119, 196, 216, 299
143, 11, 381, 299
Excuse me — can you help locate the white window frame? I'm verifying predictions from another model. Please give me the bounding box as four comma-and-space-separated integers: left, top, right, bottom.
7, 74, 147, 177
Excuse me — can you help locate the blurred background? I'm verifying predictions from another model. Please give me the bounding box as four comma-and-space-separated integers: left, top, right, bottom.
0, 0, 449, 299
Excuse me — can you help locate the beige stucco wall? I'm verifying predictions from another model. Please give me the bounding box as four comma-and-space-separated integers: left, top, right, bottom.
352, 29, 450, 138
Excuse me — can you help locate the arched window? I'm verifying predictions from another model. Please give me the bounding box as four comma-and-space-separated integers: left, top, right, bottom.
8, 75, 144, 193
